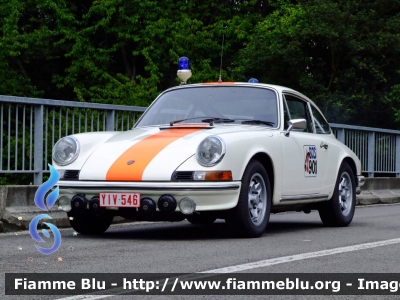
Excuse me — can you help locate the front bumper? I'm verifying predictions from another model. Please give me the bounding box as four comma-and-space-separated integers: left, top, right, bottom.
57, 180, 241, 211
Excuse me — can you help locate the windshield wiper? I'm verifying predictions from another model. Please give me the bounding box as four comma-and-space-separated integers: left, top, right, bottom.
170, 117, 205, 126
170, 117, 234, 126
170, 117, 273, 126
241, 120, 275, 126
201, 117, 235, 125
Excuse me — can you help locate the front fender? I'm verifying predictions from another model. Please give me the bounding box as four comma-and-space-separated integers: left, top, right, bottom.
176, 130, 283, 202
52, 131, 121, 170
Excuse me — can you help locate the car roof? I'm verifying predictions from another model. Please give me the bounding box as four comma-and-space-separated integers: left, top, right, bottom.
164, 82, 318, 108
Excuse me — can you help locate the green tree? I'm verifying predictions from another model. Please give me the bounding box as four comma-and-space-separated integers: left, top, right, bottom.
55, 0, 267, 106
0, 0, 88, 99
233, 0, 400, 128
0, 0, 268, 105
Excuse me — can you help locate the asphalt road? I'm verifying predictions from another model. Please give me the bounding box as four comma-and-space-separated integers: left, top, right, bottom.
2, 204, 400, 300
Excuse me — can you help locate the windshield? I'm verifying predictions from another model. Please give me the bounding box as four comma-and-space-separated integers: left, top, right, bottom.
135, 86, 279, 127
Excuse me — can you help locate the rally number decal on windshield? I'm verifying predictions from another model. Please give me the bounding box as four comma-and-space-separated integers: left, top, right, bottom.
304, 145, 317, 177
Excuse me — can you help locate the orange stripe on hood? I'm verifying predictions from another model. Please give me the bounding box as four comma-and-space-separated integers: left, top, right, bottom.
106, 127, 205, 181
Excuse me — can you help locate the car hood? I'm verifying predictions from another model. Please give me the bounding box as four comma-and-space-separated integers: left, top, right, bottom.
75, 124, 272, 181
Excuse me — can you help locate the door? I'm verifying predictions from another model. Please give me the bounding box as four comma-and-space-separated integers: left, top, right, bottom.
280, 94, 329, 196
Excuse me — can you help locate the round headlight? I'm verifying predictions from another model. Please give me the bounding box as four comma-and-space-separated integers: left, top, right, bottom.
196, 136, 226, 167
52, 137, 80, 166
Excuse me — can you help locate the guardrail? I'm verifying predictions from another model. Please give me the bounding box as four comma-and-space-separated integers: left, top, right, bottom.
0, 95, 146, 184
1, 95, 399, 184
330, 124, 400, 178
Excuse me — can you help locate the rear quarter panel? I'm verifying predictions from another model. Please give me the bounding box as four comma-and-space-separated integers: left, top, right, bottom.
321, 133, 362, 196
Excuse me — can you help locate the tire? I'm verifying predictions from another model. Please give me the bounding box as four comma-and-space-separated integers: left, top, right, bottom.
231, 160, 271, 238
319, 162, 356, 227
186, 214, 217, 225
68, 212, 113, 235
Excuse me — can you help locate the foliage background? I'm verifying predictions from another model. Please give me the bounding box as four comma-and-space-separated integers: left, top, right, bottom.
0, 0, 399, 128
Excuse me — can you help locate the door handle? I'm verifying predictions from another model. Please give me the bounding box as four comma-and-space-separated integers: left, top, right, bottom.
320, 142, 328, 149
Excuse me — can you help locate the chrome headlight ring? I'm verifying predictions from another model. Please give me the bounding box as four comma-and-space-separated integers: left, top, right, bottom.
196, 136, 226, 167
52, 136, 80, 166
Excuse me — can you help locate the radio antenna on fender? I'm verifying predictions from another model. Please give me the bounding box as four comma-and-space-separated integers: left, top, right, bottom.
218, 35, 224, 82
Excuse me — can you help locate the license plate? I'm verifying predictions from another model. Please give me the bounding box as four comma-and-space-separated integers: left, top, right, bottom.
99, 193, 140, 208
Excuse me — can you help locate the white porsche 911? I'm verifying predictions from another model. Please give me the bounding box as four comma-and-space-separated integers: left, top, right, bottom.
53, 60, 365, 238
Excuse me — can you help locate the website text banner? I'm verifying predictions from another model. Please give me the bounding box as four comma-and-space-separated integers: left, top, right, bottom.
6, 273, 400, 295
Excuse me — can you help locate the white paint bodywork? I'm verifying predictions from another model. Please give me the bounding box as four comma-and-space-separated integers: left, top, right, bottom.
54, 83, 363, 212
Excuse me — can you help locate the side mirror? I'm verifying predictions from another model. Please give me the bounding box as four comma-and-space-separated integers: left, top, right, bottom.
284, 119, 307, 137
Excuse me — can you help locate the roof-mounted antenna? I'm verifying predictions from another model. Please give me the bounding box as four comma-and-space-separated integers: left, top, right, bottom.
218, 35, 224, 82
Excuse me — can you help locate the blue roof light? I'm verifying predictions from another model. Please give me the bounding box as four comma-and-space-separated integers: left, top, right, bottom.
177, 56, 192, 85
248, 78, 259, 83
178, 56, 190, 70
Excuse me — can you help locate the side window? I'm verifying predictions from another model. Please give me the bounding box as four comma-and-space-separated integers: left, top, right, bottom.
311, 105, 331, 134
284, 94, 313, 133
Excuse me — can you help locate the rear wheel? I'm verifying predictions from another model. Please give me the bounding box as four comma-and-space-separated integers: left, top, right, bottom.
231, 160, 271, 238
68, 212, 113, 235
319, 162, 356, 226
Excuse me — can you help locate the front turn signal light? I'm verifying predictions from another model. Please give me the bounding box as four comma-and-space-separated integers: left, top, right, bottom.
205, 171, 232, 181
193, 171, 232, 181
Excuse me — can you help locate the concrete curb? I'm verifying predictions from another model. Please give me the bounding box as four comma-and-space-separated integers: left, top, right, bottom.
1, 178, 399, 228
357, 178, 400, 205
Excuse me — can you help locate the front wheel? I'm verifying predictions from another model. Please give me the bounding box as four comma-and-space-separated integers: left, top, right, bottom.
231, 160, 271, 238
319, 162, 356, 226
68, 212, 113, 235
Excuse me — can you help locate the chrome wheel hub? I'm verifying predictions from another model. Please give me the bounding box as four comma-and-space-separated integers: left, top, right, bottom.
338, 171, 353, 216
248, 173, 267, 226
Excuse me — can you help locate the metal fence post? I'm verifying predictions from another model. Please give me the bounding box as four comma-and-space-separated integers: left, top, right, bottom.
368, 131, 375, 177
34, 105, 44, 185
396, 134, 400, 178
337, 128, 345, 143
106, 110, 115, 131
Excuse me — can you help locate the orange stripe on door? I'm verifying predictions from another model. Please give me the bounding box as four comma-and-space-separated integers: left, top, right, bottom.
106, 127, 205, 181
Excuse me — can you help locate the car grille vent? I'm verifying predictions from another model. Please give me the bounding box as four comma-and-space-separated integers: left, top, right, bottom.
63, 170, 80, 180
172, 171, 194, 181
